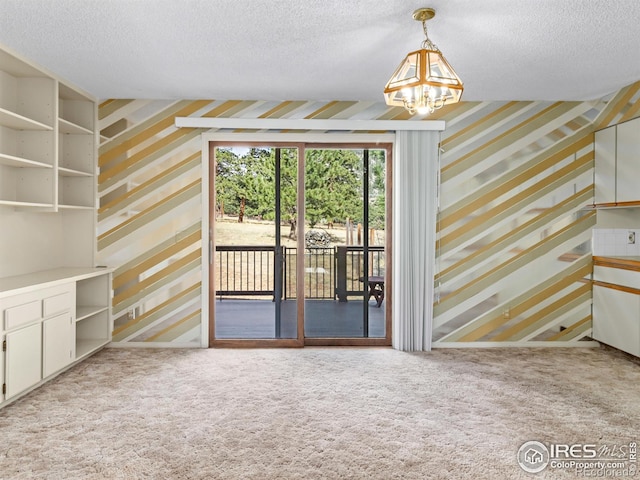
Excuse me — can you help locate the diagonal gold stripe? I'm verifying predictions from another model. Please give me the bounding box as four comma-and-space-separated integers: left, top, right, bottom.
436, 186, 593, 283
98, 129, 202, 194
113, 230, 201, 290
435, 212, 595, 316
547, 315, 591, 341
441, 102, 577, 178
97, 180, 200, 250
112, 282, 200, 337
113, 223, 201, 278
112, 257, 201, 314
144, 309, 201, 342
595, 81, 640, 130
442, 101, 529, 150
99, 128, 202, 184
489, 283, 591, 341
440, 256, 592, 341
304, 101, 341, 119
259, 101, 307, 118
98, 99, 133, 121
99, 152, 200, 217
99, 100, 211, 166
619, 93, 640, 123
200, 100, 246, 118
453, 262, 592, 342
439, 133, 593, 231
439, 151, 593, 250
113, 249, 201, 306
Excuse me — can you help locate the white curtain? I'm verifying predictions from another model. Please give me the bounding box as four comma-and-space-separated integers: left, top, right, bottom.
392, 130, 440, 351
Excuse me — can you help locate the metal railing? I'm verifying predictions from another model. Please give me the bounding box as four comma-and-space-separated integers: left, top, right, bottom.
215, 245, 385, 300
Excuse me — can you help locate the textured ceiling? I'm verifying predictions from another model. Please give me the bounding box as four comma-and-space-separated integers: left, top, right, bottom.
1, 0, 639, 102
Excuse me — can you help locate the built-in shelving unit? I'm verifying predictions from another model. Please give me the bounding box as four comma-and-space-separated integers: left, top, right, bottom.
0, 43, 108, 409
0, 45, 97, 212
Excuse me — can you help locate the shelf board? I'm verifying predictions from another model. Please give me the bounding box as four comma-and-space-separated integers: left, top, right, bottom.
0, 199, 54, 208
0, 153, 53, 169
76, 305, 109, 322
58, 118, 93, 135
75, 338, 109, 360
57, 203, 95, 210
0, 107, 53, 131
58, 166, 93, 177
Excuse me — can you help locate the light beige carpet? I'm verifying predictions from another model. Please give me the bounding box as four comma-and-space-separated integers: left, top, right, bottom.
0, 346, 639, 479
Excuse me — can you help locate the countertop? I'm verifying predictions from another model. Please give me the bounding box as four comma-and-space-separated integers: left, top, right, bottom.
593, 256, 640, 271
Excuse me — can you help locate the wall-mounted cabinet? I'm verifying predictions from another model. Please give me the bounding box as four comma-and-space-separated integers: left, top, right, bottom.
593, 117, 640, 207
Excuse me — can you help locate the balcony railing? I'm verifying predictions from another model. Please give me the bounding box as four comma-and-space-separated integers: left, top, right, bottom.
215, 245, 385, 300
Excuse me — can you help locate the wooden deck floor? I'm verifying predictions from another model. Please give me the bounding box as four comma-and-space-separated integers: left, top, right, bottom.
214, 298, 385, 339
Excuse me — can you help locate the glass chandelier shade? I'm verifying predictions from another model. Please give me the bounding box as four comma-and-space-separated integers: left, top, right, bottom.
383, 8, 463, 115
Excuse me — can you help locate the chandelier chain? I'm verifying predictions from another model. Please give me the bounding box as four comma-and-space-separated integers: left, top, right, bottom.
421, 21, 439, 52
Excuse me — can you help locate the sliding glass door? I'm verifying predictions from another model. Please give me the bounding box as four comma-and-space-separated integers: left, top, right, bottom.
303, 148, 387, 339
209, 141, 391, 346
212, 146, 298, 340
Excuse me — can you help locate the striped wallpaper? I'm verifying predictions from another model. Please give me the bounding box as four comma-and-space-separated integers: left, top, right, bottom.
97, 82, 640, 347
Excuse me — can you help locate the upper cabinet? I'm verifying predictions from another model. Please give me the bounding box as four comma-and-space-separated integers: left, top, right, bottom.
0, 46, 97, 211
615, 117, 640, 204
594, 126, 616, 205
594, 116, 640, 207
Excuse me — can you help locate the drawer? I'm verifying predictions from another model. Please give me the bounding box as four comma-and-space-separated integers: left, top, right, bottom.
5, 300, 41, 331
43, 292, 71, 317
594, 266, 640, 290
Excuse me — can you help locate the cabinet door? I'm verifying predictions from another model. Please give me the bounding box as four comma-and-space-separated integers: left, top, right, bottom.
43, 313, 74, 378
5, 323, 42, 399
616, 117, 640, 203
594, 126, 616, 204
593, 285, 640, 356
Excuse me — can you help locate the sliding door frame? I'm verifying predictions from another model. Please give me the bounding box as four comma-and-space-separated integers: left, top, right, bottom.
202, 133, 395, 348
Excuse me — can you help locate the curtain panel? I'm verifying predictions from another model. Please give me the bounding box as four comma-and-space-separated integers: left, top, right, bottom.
392, 130, 440, 351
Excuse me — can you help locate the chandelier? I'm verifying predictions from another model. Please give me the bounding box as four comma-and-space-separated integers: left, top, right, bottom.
383, 8, 463, 115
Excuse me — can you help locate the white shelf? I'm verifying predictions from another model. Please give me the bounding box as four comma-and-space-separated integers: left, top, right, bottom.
58, 118, 93, 135
58, 166, 93, 177
75, 338, 109, 359
77, 305, 109, 322
0, 153, 53, 169
57, 204, 94, 210
0, 199, 53, 208
0, 107, 53, 131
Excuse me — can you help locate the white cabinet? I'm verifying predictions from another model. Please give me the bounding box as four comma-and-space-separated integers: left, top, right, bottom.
5, 322, 42, 399
594, 116, 640, 206
0, 268, 112, 407
616, 117, 640, 204
593, 285, 640, 356
43, 313, 74, 378
592, 264, 640, 357
594, 126, 616, 205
